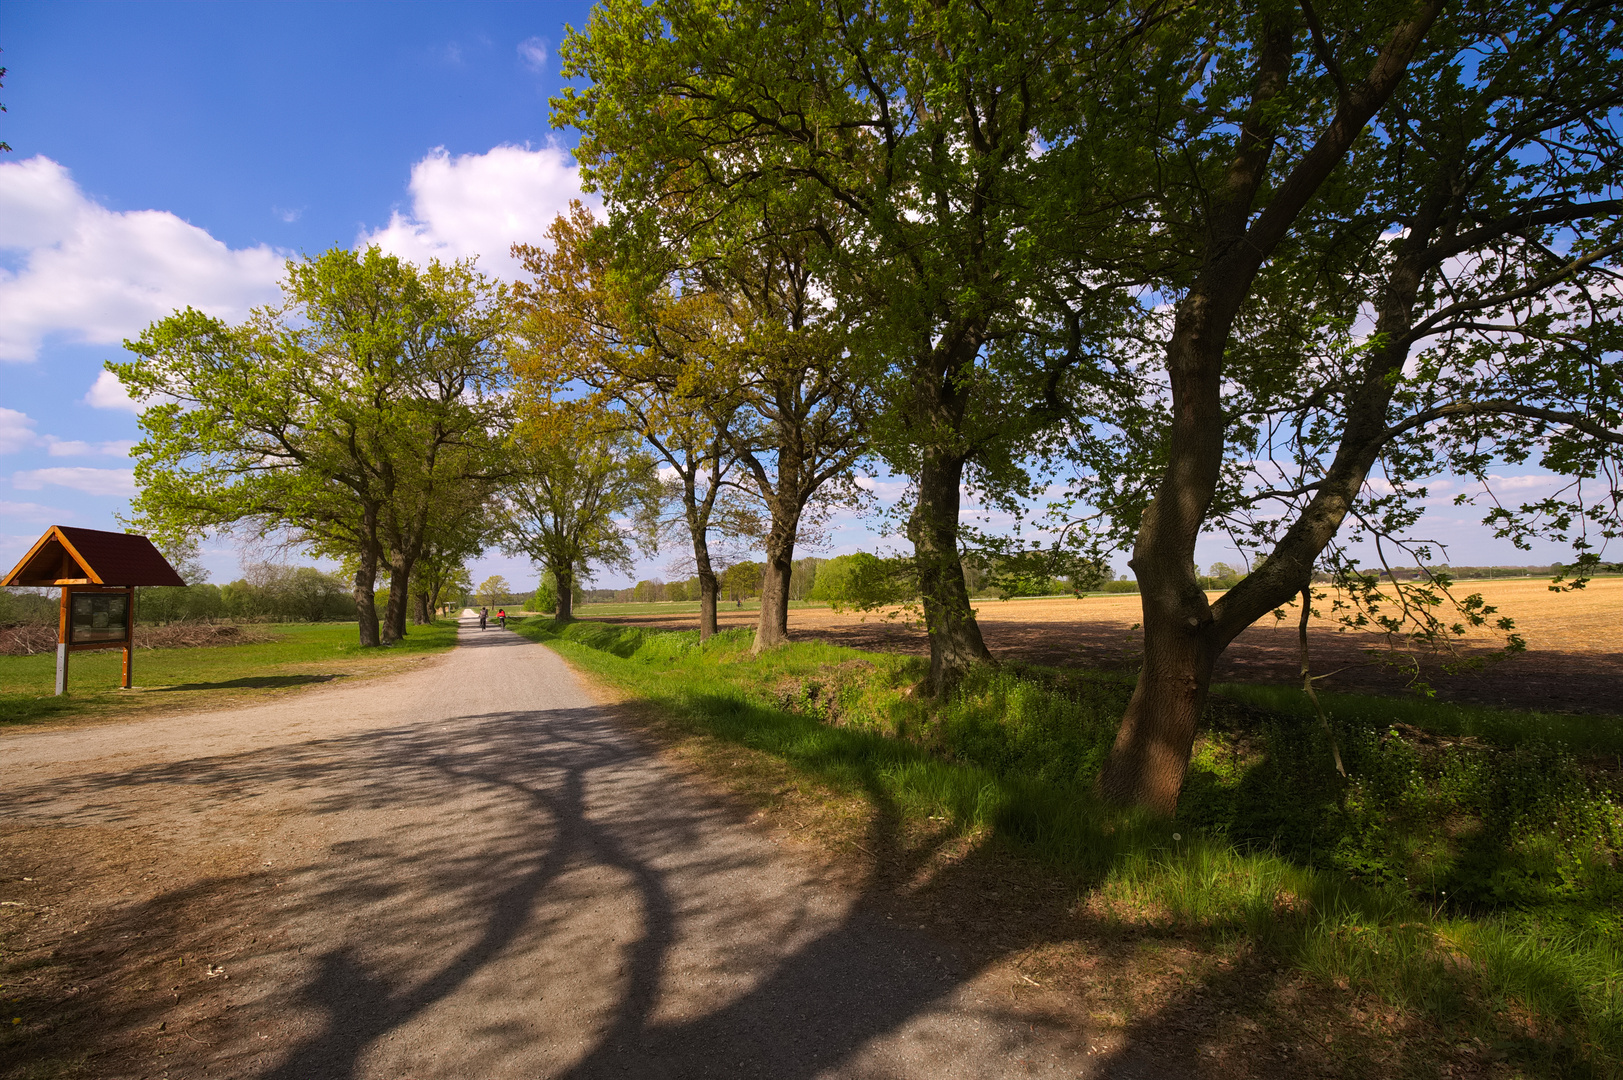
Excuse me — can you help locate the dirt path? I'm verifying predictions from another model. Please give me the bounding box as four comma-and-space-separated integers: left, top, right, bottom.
0, 613, 1159, 1079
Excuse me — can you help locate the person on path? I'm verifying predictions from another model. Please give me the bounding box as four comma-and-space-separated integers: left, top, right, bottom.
497, 607, 507, 629
479, 607, 488, 630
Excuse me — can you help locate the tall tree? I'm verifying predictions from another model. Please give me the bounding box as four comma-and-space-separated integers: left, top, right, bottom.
557, 0, 1103, 689
701, 227, 869, 651
115, 247, 508, 647
498, 421, 661, 620
512, 204, 746, 640
1046, 1, 1622, 813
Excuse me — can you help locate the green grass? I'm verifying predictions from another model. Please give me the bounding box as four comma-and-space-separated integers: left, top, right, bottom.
513, 615, 1623, 1077
0, 620, 460, 726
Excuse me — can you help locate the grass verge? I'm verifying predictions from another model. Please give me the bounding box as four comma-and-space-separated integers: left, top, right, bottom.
0, 620, 460, 728
512, 614, 1622, 1079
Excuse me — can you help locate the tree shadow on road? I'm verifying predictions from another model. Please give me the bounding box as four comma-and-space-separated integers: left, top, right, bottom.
0, 685, 1427, 1080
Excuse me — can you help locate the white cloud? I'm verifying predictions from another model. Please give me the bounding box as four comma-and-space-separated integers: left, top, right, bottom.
44, 436, 136, 457
361, 145, 594, 278
0, 156, 286, 363
12, 466, 136, 496
0, 408, 37, 453
84, 369, 143, 412
0, 500, 69, 523
517, 37, 549, 71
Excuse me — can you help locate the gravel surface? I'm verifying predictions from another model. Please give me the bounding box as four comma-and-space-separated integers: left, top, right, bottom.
1, 613, 1147, 1079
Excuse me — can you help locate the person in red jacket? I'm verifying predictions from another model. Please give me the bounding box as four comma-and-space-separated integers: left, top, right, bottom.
497, 607, 507, 629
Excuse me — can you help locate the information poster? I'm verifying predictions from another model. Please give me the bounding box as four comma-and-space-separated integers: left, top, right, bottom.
69, 592, 129, 644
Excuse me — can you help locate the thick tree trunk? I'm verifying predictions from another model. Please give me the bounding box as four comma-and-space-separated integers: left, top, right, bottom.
381, 550, 414, 643
410, 588, 431, 625
352, 531, 382, 648
554, 565, 575, 621
1096, 597, 1222, 816
908, 451, 991, 694
753, 517, 797, 652
694, 545, 719, 642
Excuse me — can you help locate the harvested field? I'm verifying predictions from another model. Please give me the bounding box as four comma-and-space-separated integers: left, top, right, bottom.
583, 577, 1623, 715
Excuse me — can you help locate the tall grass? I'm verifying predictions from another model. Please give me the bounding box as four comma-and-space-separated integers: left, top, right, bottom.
511, 616, 1623, 1075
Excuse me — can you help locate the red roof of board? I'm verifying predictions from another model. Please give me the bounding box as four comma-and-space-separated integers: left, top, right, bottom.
1, 526, 187, 588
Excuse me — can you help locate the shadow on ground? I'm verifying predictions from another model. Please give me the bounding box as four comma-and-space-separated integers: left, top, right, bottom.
152, 673, 349, 692
0, 629, 1458, 1079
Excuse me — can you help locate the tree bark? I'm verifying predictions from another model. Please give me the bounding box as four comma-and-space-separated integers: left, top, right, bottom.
352, 521, 382, 648
754, 514, 797, 650
554, 565, 575, 621
381, 549, 414, 643
1096, 3, 1441, 813
909, 450, 991, 694
693, 533, 719, 641
410, 587, 432, 625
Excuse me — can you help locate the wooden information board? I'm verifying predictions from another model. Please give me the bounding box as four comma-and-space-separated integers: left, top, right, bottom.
2, 526, 186, 696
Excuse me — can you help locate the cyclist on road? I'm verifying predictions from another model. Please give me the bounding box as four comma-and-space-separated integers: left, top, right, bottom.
497, 607, 507, 629
479, 607, 488, 630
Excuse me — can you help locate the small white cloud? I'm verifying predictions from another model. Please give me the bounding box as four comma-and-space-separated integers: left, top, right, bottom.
0, 407, 38, 454
0, 499, 69, 522
517, 36, 549, 71
0, 156, 286, 363
1486, 473, 1562, 493
85, 370, 144, 412
361, 144, 595, 278
44, 435, 136, 457
273, 205, 303, 223
12, 466, 136, 496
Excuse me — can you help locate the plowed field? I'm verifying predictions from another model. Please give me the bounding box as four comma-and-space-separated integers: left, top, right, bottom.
586, 578, 1623, 715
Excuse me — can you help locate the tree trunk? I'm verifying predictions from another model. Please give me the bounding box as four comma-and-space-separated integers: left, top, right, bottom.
695, 553, 719, 641
753, 516, 796, 652
410, 588, 431, 625
352, 531, 382, 648
381, 550, 414, 643
908, 450, 991, 694
1096, 595, 1221, 816
554, 565, 575, 621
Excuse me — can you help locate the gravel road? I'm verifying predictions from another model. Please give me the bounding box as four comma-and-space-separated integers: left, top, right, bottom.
1, 614, 1139, 1079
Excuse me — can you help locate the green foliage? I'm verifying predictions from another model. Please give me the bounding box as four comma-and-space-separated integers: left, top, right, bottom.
114, 246, 511, 646
0, 588, 56, 627
805, 552, 915, 608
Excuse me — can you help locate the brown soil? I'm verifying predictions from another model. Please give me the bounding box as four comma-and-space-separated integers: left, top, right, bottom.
588, 578, 1623, 715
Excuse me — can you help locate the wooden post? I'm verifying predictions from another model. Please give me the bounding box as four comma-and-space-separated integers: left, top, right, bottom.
56, 587, 70, 696
122, 585, 135, 689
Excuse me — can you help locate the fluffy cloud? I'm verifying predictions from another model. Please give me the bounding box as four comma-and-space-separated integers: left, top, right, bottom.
84, 369, 145, 412
361, 145, 594, 278
45, 436, 136, 457
0, 408, 37, 454
517, 37, 549, 71
12, 467, 136, 496
0, 156, 286, 363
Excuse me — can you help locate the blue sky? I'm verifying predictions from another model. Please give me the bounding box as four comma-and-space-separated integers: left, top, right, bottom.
0, 2, 1582, 593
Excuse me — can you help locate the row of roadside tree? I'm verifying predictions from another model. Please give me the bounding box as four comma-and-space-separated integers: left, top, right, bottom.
115, 0, 1623, 814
